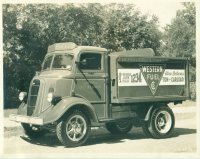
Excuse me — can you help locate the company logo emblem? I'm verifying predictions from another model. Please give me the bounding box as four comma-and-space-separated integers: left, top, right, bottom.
140, 64, 165, 95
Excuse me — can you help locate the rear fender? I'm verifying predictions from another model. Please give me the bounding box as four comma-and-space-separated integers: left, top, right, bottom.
144, 105, 154, 121
144, 104, 167, 121
40, 97, 99, 124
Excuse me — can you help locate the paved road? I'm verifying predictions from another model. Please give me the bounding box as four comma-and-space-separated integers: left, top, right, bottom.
3, 102, 197, 157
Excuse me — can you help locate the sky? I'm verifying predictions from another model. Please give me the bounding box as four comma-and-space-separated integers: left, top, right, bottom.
133, 0, 184, 30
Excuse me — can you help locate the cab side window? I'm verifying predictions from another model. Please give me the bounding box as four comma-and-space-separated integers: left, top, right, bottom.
79, 53, 102, 70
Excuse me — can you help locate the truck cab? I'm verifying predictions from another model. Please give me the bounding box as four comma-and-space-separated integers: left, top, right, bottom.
10, 42, 190, 147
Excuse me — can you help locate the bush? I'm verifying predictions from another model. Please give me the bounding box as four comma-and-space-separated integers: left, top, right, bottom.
4, 86, 21, 109
190, 82, 196, 101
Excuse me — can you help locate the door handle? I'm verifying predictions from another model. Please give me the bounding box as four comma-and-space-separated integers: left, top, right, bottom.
87, 72, 94, 75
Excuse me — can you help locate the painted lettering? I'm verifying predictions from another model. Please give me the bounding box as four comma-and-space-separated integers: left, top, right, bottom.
142, 66, 163, 73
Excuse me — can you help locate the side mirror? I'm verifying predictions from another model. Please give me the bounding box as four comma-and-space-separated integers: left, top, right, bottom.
80, 59, 87, 66
75, 59, 87, 68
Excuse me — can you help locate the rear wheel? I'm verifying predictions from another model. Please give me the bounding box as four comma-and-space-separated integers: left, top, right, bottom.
142, 121, 153, 138
145, 106, 175, 139
21, 123, 46, 139
56, 110, 91, 147
106, 119, 133, 134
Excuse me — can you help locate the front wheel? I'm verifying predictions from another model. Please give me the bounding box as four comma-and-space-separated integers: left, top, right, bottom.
106, 119, 133, 134
148, 106, 175, 139
56, 110, 91, 147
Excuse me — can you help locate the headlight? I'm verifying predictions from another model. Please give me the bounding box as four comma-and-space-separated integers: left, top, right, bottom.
19, 92, 27, 101
47, 92, 53, 102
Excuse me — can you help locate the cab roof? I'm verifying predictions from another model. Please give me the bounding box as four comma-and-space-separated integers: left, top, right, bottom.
47, 42, 107, 55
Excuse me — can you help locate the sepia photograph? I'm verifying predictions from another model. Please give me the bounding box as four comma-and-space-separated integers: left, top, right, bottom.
1, 0, 199, 158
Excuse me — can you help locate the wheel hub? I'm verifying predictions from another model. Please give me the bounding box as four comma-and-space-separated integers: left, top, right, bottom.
66, 115, 87, 141
155, 110, 172, 134
158, 118, 165, 127
73, 124, 82, 134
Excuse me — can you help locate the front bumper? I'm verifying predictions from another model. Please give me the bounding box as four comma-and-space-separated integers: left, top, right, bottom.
9, 114, 43, 125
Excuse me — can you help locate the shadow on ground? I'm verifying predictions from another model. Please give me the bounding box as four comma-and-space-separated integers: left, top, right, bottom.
19, 127, 196, 148
20, 133, 61, 147
174, 128, 196, 136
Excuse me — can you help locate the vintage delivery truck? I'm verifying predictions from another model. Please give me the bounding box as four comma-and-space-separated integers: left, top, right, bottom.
10, 42, 190, 147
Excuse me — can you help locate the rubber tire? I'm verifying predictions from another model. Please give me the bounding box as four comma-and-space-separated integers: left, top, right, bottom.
21, 123, 46, 139
106, 119, 133, 134
141, 121, 154, 138
56, 110, 91, 147
148, 106, 175, 139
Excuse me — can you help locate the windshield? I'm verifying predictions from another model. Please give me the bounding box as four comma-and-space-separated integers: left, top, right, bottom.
42, 54, 74, 71
43, 56, 53, 71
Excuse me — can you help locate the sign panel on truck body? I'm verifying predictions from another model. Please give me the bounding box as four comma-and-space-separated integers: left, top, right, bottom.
10, 42, 190, 147
110, 52, 189, 103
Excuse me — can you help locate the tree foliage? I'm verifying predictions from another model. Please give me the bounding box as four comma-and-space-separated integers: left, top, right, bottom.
100, 4, 161, 53
162, 2, 195, 58
3, 3, 162, 108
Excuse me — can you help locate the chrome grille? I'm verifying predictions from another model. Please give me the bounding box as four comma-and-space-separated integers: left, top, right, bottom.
27, 79, 40, 116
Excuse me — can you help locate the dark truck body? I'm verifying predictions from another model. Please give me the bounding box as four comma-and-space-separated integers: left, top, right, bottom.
10, 42, 190, 147
110, 51, 189, 103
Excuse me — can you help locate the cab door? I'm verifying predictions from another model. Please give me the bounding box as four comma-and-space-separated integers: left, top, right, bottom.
74, 52, 108, 119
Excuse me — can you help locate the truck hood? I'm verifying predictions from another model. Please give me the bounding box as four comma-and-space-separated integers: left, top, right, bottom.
28, 75, 73, 116
39, 70, 73, 78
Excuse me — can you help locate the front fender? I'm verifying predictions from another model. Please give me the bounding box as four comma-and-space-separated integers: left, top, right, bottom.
17, 102, 28, 115
40, 97, 99, 125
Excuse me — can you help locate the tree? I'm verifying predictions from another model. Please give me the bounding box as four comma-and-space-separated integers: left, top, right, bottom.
162, 2, 195, 58
3, 3, 162, 108
100, 4, 162, 54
